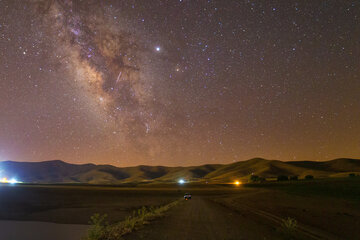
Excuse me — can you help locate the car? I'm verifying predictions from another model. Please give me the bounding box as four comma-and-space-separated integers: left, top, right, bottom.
184, 193, 192, 200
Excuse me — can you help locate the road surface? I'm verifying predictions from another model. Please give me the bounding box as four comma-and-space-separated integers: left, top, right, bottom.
123, 197, 283, 240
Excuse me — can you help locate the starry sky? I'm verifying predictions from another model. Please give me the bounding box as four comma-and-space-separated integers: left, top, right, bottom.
0, 0, 359, 166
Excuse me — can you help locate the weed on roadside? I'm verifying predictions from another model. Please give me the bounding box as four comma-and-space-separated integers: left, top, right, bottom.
279, 217, 298, 239
84, 199, 181, 240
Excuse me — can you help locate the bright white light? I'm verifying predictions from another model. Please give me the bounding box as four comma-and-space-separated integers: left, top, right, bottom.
155, 46, 161, 52
0, 177, 22, 184
9, 178, 18, 184
178, 179, 185, 184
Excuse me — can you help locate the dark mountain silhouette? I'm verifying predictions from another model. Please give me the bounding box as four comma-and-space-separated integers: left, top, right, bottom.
0, 158, 359, 184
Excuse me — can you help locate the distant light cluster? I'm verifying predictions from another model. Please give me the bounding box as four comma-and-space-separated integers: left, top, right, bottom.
0, 177, 22, 184
178, 179, 185, 184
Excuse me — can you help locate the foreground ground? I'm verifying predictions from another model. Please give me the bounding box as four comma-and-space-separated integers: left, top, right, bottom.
123, 196, 285, 240
0, 178, 359, 239
0, 184, 180, 224
124, 179, 360, 240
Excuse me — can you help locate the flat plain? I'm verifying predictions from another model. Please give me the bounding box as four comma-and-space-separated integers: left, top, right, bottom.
0, 178, 359, 239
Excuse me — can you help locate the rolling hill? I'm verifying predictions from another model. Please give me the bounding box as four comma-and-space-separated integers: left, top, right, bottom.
0, 158, 359, 184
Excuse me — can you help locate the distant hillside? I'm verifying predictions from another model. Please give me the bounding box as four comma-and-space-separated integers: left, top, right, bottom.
0, 158, 359, 184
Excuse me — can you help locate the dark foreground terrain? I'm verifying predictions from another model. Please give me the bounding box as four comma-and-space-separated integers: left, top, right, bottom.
123, 197, 283, 240
0, 178, 359, 239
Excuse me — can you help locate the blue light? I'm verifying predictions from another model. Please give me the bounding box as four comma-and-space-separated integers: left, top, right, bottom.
178, 179, 185, 184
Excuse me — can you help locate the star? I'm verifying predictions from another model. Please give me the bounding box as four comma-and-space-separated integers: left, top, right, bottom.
0, 0, 358, 167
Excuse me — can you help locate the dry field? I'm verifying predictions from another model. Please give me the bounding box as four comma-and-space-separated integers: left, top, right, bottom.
0, 178, 359, 239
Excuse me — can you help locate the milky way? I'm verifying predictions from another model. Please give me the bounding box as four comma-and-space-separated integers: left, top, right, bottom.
34, 0, 171, 159
37, 0, 159, 132
0, 0, 359, 166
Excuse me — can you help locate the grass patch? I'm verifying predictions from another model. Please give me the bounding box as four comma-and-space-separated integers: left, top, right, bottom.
84, 199, 181, 240
280, 217, 298, 239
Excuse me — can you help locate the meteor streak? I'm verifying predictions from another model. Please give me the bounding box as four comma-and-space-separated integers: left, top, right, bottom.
116, 71, 122, 83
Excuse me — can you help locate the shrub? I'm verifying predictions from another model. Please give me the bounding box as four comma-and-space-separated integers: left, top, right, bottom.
289, 176, 298, 181
349, 173, 356, 178
86, 213, 109, 240
277, 175, 289, 181
258, 177, 266, 182
281, 217, 298, 237
249, 175, 260, 182
249, 175, 266, 183
305, 175, 314, 180
84, 200, 181, 240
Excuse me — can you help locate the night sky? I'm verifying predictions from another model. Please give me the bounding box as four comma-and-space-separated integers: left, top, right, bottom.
0, 0, 359, 166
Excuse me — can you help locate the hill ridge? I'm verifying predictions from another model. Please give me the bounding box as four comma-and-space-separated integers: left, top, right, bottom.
0, 158, 359, 184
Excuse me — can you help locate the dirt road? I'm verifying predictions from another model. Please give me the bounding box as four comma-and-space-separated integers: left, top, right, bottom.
123, 197, 284, 240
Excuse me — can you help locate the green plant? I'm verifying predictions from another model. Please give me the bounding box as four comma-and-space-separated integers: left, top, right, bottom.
249, 175, 260, 182
277, 175, 289, 181
258, 177, 266, 182
305, 175, 314, 180
281, 217, 298, 237
289, 176, 298, 181
87, 213, 109, 240
84, 199, 181, 240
